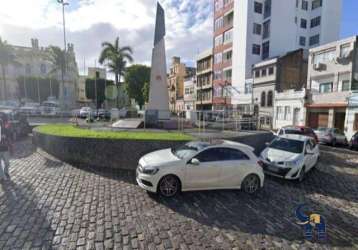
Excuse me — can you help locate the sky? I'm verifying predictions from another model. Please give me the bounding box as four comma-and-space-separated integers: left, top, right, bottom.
0, 0, 357, 76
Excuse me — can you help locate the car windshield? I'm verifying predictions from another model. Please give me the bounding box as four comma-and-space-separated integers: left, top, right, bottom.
171, 142, 208, 159
317, 127, 328, 132
284, 129, 303, 135
269, 138, 304, 154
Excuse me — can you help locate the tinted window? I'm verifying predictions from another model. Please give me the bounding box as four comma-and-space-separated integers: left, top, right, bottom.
285, 129, 303, 135
195, 148, 223, 162
218, 148, 249, 160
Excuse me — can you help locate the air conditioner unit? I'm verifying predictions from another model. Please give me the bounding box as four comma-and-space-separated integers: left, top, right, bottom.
313, 63, 324, 70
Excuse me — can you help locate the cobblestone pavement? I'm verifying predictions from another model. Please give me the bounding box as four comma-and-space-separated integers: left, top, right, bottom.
0, 138, 357, 250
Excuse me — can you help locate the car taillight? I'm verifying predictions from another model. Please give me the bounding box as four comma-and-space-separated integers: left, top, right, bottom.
257, 160, 264, 167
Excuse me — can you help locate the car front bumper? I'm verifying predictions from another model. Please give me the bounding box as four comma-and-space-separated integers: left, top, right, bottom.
261, 162, 301, 180
136, 169, 159, 193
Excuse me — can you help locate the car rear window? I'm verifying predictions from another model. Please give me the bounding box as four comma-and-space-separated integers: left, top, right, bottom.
285, 129, 303, 135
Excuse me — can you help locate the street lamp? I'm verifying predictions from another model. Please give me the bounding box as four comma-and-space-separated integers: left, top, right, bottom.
57, 0, 69, 109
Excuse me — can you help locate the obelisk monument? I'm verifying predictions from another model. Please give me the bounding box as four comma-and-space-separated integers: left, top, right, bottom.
147, 2, 170, 120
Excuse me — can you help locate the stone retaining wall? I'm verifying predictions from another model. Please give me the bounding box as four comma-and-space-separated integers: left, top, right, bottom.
33, 130, 274, 170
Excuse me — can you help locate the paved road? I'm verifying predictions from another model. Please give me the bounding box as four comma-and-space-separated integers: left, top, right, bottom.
0, 139, 357, 249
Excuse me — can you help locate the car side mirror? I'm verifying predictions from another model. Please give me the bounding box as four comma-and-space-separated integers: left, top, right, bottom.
190, 158, 200, 166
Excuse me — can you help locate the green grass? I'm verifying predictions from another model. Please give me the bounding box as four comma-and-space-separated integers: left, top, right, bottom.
35, 124, 193, 141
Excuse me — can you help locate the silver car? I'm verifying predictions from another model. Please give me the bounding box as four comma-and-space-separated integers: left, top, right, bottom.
314, 127, 347, 146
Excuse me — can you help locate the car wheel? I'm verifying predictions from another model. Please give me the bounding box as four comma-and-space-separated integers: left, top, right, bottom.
298, 166, 306, 182
241, 174, 260, 194
331, 139, 336, 147
158, 175, 181, 198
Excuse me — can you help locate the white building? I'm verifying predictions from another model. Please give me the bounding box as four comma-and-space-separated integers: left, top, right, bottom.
213, 0, 342, 111
306, 36, 358, 140
184, 76, 196, 111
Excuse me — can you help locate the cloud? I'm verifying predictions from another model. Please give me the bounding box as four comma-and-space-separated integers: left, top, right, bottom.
0, 0, 213, 73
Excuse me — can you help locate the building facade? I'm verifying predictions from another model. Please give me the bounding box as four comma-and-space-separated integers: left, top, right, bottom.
0, 38, 79, 108
196, 49, 213, 111
253, 49, 308, 129
167, 57, 195, 113
306, 36, 358, 140
213, 0, 342, 111
77, 67, 107, 104
184, 76, 196, 111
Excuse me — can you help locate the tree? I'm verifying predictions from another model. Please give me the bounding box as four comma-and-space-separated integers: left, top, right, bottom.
0, 37, 18, 100
98, 37, 133, 107
85, 77, 115, 109
142, 81, 150, 104
46, 46, 67, 106
124, 65, 151, 109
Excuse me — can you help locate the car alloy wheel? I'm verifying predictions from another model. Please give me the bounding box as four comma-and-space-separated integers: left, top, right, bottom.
298, 166, 305, 182
158, 175, 180, 197
242, 174, 260, 194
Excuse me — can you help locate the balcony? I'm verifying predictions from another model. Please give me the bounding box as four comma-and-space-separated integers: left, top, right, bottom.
214, 1, 234, 19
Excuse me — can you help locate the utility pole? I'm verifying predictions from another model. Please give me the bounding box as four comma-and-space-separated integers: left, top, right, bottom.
57, 0, 69, 110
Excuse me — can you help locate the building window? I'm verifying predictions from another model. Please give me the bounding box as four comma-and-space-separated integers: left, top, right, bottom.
214, 35, 223, 47
214, 53, 222, 64
319, 82, 333, 93
223, 29, 233, 44
214, 86, 223, 97
215, 17, 224, 31
261, 92, 266, 107
296, 0, 299, 8
255, 70, 260, 78
299, 36, 306, 46
215, 0, 223, 11
262, 41, 270, 59
252, 44, 261, 55
268, 67, 274, 75
40, 64, 46, 74
264, 0, 272, 19
342, 80, 350, 91
254, 2, 263, 14
310, 16, 321, 28
340, 44, 351, 58
261, 68, 267, 76
223, 69, 232, 81
263, 20, 270, 39
223, 50, 232, 62
245, 82, 252, 94
300, 19, 307, 29
25, 64, 31, 74
253, 23, 262, 35
284, 106, 291, 120
302, 0, 308, 10
312, 0, 322, 10
309, 34, 320, 46
354, 114, 358, 130
214, 70, 222, 80
313, 48, 336, 64
267, 91, 273, 107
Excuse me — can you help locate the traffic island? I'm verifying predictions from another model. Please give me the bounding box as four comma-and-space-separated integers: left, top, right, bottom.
33, 124, 193, 170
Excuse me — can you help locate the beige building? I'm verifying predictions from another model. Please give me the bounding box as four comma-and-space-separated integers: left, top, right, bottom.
196, 49, 213, 110
306, 36, 358, 139
0, 38, 78, 108
167, 57, 195, 113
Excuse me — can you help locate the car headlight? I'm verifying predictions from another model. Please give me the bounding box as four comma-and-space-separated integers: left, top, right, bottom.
141, 167, 159, 175
285, 158, 302, 168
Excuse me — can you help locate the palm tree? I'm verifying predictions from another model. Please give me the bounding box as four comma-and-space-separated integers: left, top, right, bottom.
99, 37, 133, 107
47, 46, 66, 106
0, 37, 17, 100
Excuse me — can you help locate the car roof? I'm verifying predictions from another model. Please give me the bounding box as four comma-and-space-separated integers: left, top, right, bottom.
278, 134, 311, 142
206, 139, 255, 151
282, 126, 310, 130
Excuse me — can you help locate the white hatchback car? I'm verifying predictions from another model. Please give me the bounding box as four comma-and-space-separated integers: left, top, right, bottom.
260, 134, 320, 182
136, 140, 265, 197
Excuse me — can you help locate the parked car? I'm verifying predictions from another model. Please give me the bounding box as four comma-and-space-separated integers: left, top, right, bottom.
314, 127, 348, 146
349, 131, 358, 150
19, 103, 41, 116
277, 126, 318, 143
94, 109, 111, 120
0, 110, 31, 140
79, 107, 92, 118
40, 101, 60, 116
260, 134, 320, 182
136, 140, 264, 197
